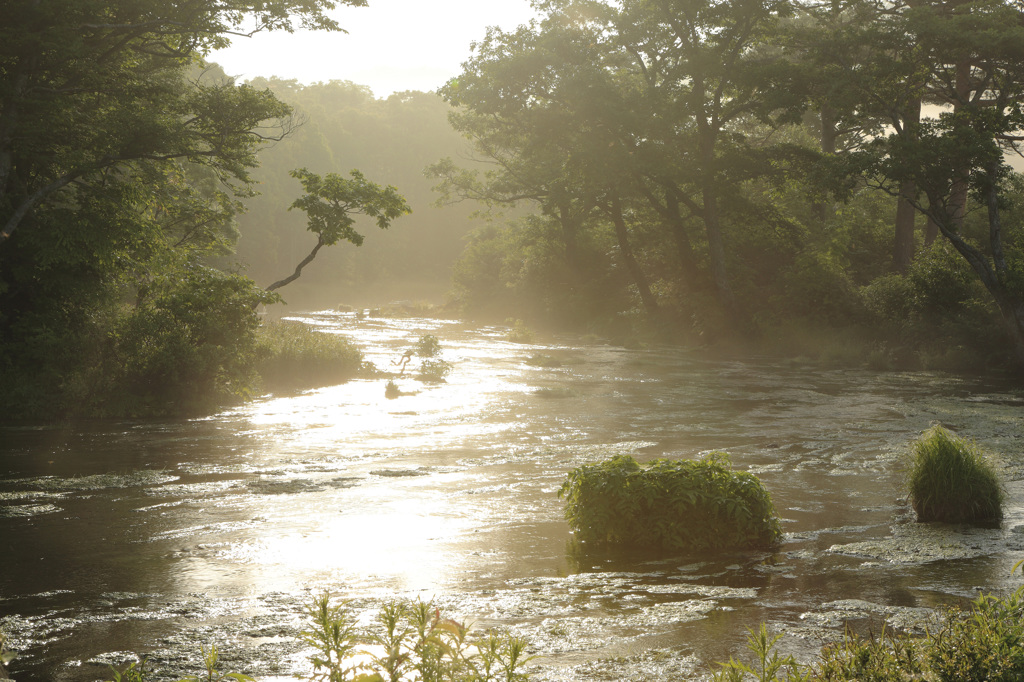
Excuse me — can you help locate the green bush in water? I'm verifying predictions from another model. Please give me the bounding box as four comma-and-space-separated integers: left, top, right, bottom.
417, 358, 453, 382
416, 334, 442, 357
559, 453, 783, 552
257, 321, 363, 391
908, 425, 1003, 524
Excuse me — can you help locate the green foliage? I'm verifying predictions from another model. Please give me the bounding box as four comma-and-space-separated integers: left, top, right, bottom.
416, 334, 442, 357
714, 625, 805, 682
235, 82, 477, 308
907, 426, 1003, 525
417, 359, 453, 383
289, 169, 411, 248
384, 379, 401, 399
716, 582, 1024, 682
559, 453, 783, 552
300, 593, 533, 682
101, 266, 276, 416
301, 593, 365, 682
257, 321, 363, 392
179, 645, 255, 682
928, 589, 1024, 682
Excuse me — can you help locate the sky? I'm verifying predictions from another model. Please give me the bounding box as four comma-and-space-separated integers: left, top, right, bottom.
210, 0, 538, 98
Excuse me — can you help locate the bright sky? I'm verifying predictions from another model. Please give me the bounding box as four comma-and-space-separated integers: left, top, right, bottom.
210, 0, 538, 97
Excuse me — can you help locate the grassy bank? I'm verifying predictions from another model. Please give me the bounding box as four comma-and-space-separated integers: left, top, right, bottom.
256, 321, 364, 392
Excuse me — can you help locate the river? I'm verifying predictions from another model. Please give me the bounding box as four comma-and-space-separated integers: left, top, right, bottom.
2, 312, 1023, 681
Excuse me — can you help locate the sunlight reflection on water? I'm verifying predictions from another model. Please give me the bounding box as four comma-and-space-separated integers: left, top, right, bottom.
1, 312, 1023, 681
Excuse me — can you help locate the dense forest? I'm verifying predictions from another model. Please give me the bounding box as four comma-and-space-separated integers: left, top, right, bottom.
1, 0, 1023, 422
431, 0, 1024, 369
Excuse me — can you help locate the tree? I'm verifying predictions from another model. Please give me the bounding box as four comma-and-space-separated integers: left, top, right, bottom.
265, 168, 411, 293
0, 0, 372, 419
846, 0, 1024, 361
0, 0, 362, 246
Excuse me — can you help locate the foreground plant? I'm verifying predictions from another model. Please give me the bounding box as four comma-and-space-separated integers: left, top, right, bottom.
907, 425, 1003, 524
302, 593, 532, 682
716, 564, 1024, 681
560, 453, 782, 552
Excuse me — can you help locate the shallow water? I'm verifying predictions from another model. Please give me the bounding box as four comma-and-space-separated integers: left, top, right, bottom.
2, 312, 1023, 681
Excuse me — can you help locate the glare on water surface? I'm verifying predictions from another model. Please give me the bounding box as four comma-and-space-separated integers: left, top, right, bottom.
2, 311, 1023, 682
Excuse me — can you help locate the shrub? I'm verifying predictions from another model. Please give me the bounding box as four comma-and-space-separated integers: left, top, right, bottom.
416, 334, 442, 357
102, 266, 276, 416
257, 321, 363, 392
715, 580, 1024, 682
417, 359, 453, 382
302, 593, 532, 682
907, 425, 1003, 524
505, 319, 534, 344
559, 453, 783, 552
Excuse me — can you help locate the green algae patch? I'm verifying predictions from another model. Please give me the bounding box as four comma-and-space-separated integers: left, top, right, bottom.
559, 453, 782, 552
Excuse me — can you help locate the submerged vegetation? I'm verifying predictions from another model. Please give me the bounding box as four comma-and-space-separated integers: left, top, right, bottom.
907, 425, 1003, 525
560, 453, 782, 552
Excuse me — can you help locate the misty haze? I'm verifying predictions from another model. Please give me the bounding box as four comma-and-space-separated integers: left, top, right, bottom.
2, 1, 1024, 681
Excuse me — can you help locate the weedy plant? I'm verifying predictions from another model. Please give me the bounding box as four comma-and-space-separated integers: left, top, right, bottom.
302, 593, 532, 682
416, 335, 442, 358
1, 630, 14, 677
713, 562, 1024, 681
907, 425, 1003, 524
559, 453, 782, 552
417, 359, 453, 383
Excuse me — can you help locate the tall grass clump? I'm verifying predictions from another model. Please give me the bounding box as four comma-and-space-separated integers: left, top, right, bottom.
907, 425, 1003, 524
559, 453, 782, 552
257, 321, 363, 391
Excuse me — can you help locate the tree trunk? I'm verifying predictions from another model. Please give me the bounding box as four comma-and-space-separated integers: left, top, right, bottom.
893, 99, 921, 271
608, 193, 660, 318
926, 179, 1024, 364
698, 139, 735, 313
893, 180, 917, 272
665, 186, 699, 279
947, 60, 972, 231
265, 234, 326, 293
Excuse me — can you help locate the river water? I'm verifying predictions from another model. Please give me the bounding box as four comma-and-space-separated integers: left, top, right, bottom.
2, 312, 1023, 681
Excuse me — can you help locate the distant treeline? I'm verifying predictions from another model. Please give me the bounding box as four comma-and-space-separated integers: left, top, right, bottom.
2, 0, 1022, 422
428, 0, 1024, 371
228, 78, 482, 310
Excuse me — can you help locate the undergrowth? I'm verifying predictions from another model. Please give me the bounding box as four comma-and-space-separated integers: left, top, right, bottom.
257, 321, 363, 391
716, 561, 1024, 681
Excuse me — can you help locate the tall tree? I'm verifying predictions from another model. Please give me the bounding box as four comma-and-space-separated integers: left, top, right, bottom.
851, 0, 1024, 359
